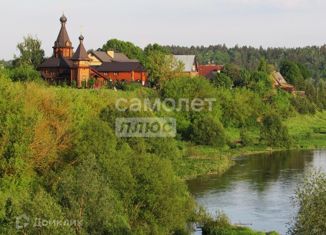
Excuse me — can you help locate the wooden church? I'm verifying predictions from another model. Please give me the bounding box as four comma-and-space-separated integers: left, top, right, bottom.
38, 15, 147, 88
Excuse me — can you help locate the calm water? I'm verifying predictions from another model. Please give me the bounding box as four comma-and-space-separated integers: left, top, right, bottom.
187, 150, 326, 235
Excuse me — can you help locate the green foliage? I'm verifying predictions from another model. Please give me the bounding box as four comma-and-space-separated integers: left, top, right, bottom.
202, 211, 277, 235
216, 88, 262, 128
9, 65, 42, 82
88, 78, 95, 88
0, 72, 194, 234
223, 64, 250, 87
260, 113, 291, 147
190, 114, 226, 147
291, 96, 316, 114
164, 44, 326, 78
280, 61, 305, 88
240, 128, 255, 146
211, 72, 233, 88
71, 80, 77, 88
249, 71, 273, 93
145, 50, 184, 88
102, 38, 144, 62
14, 35, 45, 68
161, 76, 216, 101
290, 171, 326, 235
258, 58, 268, 74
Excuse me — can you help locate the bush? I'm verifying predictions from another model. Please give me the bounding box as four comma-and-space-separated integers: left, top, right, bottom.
9, 65, 42, 82
88, 78, 95, 88
211, 73, 233, 88
161, 76, 216, 102
260, 113, 291, 147
240, 128, 255, 146
122, 82, 143, 91
190, 114, 226, 147
291, 96, 317, 114
289, 171, 326, 235
202, 212, 276, 235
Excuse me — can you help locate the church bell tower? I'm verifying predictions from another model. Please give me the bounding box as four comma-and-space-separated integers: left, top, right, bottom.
53, 15, 73, 58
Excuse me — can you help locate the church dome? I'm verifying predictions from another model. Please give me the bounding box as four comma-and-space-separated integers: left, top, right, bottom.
60, 14, 67, 23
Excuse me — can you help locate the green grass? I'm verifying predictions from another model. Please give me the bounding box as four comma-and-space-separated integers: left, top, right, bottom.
286, 111, 326, 149
179, 112, 326, 179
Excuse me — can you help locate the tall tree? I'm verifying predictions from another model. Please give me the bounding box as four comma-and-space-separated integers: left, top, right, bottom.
145, 50, 184, 88
102, 39, 144, 62
14, 35, 44, 68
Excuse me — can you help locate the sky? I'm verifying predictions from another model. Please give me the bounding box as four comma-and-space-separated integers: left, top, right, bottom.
0, 0, 325, 60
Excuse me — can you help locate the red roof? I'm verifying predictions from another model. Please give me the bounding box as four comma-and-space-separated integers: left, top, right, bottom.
198, 65, 224, 78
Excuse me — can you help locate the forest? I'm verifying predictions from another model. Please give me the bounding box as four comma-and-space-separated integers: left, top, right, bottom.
0, 37, 326, 234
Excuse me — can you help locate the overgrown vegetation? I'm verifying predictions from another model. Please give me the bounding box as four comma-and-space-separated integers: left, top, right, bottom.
1, 37, 326, 234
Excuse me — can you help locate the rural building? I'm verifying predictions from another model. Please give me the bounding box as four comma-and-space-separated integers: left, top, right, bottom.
271, 71, 295, 93
198, 64, 224, 79
38, 15, 147, 88
173, 55, 199, 77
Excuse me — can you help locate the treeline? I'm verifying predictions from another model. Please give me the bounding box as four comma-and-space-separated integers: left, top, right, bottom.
163, 44, 326, 79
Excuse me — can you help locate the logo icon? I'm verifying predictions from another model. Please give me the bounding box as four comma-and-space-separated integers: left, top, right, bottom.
16, 214, 30, 230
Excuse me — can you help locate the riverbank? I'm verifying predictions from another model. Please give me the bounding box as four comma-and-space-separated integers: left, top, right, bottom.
179, 112, 326, 180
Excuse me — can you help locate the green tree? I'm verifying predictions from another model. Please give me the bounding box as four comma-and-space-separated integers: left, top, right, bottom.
211, 72, 233, 89
280, 61, 304, 88
190, 114, 226, 147
258, 57, 268, 73
290, 171, 326, 235
260, 112, 291, 147
102, 39, 144, 62
145, 50, 184, 88
14, 35, 44, 68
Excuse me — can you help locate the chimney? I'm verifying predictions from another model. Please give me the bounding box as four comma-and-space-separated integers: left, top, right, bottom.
107, 50, 115, 58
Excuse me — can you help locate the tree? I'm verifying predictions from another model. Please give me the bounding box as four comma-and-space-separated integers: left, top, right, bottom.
190, 114, 226, 147
260, 112, 291, 147
102, 39, 144, 62
249, 71, 273, 93
223, 64, 250, 87
145, 50, 184, 88
211, 72, 233, 89
290, 171, 326, 235
258, 57, 268, 73
14, 35, 44, 68
280, 61, 304, 88
144, 43, 170, 55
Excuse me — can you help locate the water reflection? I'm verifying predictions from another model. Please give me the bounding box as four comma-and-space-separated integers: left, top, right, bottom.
188, 150, 326, 235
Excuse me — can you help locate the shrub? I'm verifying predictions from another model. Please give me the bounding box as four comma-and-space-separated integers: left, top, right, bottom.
260, 113, 291, 147
240, 128, 255, 146
202, 211, 275, 235
161, 76, 216, 102
291, 96, 316, 115
190, 114, 226, 147
9, 65, 41, 82
289, 171, 326, 235
71, 80, 77, 88
88, 78, 95, 88
211, 73, 233, 89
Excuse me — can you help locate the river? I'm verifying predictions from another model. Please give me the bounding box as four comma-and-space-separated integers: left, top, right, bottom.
187, 150, 326, 235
